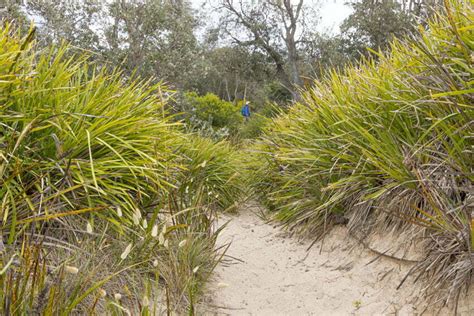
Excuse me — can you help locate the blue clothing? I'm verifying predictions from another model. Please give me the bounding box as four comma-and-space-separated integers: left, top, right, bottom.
241, 104, 250, 117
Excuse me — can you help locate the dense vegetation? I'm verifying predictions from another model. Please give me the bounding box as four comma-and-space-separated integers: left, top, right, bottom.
249, 0, 473, 308
1, 0, 441, 111
0, 0, 472, 313
0, 24, 243, 314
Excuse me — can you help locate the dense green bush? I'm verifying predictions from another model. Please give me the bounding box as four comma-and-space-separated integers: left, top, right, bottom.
184, 92, 243, 134
236, 113, 268, 139
0, 25, 243, 314
175, 135, 244, 212
250, 0, 473, 306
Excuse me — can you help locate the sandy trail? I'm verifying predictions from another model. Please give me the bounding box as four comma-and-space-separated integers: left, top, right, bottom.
204, 203, 473, 316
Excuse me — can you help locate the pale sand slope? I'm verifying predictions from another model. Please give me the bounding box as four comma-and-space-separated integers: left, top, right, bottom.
203, 203, 473, 316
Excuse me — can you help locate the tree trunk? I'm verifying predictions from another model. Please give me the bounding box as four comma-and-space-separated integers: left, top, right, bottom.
286, 38, 302, 88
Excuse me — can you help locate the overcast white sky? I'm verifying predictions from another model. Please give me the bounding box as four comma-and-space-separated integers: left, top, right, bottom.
315, 0, 353, 32
189, 0, 353, 34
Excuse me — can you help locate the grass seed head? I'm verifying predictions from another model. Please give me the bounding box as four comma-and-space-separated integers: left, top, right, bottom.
142, 295, 150, 306
98, 288, 107, 298
65, 265, 79, 274
120, 243, 133, 260
86, 222, 93, 234
132, 213, 140, 226
151, 225, 158, 237
158, 233, 165, 245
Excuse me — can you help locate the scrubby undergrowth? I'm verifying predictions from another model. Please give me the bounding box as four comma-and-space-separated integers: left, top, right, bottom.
0, 24, 243, 314
249, 0, 473, 309
1, 0, 473, 313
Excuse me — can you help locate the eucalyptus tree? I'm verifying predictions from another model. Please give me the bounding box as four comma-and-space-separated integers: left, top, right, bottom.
300, 0, 443, 78
22, 0, 201, 90
215, 0, 319, 99
104, 0, 200, 88
26, 0, 103, 49
340, 0, 443, 55
0, 0, 30, 30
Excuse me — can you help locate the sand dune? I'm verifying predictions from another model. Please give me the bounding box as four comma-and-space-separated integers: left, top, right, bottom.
203, 203, 473, 315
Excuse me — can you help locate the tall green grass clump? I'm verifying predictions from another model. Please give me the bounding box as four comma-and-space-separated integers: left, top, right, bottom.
0, 24, 242, 314
0, 26, 178, 233
175, 135, 244, 212
252, 0, 473, 307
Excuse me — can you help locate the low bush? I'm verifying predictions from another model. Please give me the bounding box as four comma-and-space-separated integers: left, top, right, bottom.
250, 0, 473, 307
183, 92, 243, 136
174, 135, 244, 212
0, 24, 242, 314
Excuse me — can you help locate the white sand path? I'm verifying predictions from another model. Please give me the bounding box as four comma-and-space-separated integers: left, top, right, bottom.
203, 203, 473, 316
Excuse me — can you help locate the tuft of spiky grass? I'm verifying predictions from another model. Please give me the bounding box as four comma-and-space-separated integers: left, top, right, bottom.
0, 24, 180, 239
174, 135, 244, 213
249, 0, 473, 308
0, 23, 241, 314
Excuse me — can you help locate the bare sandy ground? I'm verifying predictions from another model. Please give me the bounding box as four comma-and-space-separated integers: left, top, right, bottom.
202, 203, 473, 316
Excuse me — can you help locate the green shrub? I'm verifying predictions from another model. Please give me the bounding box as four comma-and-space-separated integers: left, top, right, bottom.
0, 24, 241, 314
0, 28, 180, 236
251, 0, 473, 306
175, 135, 244, 212
236, 103, 282, 139
237, 113, 269, 139
184, 92, 243, 134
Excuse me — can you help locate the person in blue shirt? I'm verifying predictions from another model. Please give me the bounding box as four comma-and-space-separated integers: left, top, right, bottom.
241, 102, 251, 121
